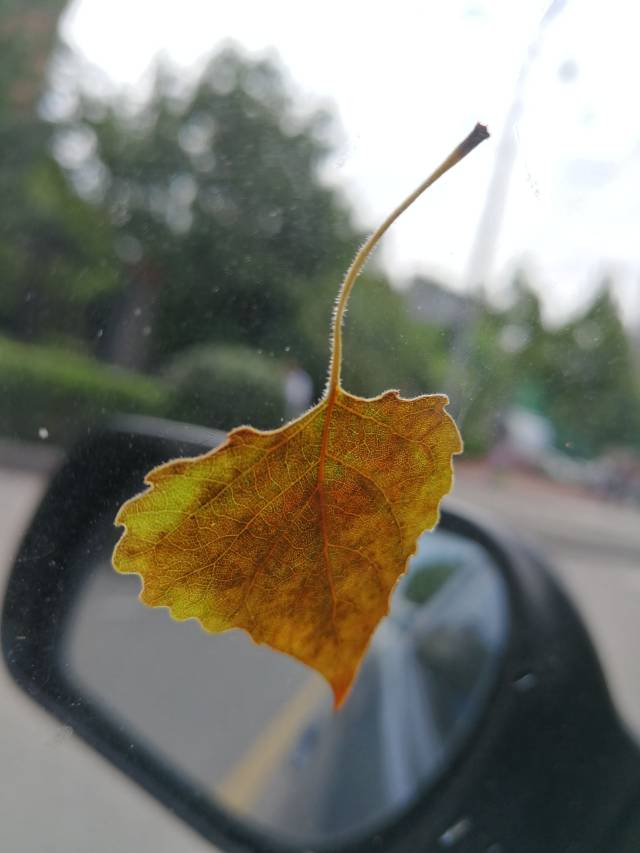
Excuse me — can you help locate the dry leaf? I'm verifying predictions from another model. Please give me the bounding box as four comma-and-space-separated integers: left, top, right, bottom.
113, 124, 489, 707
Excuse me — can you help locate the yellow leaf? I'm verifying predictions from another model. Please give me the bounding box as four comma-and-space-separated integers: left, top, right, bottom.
113, 124, 488, 707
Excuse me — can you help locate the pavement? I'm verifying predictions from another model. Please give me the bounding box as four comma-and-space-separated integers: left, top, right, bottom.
1, 450, 640, 851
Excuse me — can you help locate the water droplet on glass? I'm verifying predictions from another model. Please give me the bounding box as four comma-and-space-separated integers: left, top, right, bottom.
513, 672, 538, 692
439, 817, 473, 846
54, 724, 74, 743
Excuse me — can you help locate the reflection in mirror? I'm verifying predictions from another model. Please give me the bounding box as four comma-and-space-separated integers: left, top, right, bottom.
64, 517, 509, 847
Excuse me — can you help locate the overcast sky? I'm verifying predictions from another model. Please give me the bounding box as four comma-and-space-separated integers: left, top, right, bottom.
61, 0, 640, 326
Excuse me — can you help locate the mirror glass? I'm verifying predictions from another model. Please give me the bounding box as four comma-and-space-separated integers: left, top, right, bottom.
62, 512, 509, 847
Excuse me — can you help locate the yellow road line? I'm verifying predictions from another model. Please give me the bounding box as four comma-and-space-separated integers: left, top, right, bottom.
217, 676, 327, 813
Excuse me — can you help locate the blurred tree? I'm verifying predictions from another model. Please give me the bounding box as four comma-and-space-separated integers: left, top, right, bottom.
297, 270, 449, 402
59, 48, 359, 370
0, 155, 121, 345
0, 0, 64, 122
541, 283, 640, 456
459, 275, 640, 458
0, 20, 453, 429
454, 297, 512, 455
0, 0, 121, 346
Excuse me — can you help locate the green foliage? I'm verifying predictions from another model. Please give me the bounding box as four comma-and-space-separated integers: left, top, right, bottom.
0, 335, 169, 444
404, 562, 457, 605
0, 148, 122, 344
296, 271, 449, 401
458, 277, 640, 458
344, 276, 449, 398
0, 2, 121, 348
541, 286, 640, 456
63, 48, 359, 367
453, 301, 513, 455
164, 344, 286, 431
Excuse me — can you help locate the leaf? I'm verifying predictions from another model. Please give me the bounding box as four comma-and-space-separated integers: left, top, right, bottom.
113, 124, 488, 707
114, 388, 461, 706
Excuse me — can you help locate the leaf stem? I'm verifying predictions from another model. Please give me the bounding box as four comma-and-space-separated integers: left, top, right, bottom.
326, 122, 490, 397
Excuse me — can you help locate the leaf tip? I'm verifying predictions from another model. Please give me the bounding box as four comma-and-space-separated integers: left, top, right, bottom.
332, 681, 352, 711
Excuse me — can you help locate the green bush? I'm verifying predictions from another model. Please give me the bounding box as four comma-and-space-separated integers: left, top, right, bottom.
0, 336, 170, 445
164, 344, 286, 431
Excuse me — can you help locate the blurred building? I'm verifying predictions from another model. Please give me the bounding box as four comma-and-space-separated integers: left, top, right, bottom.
405, 277, 475, 330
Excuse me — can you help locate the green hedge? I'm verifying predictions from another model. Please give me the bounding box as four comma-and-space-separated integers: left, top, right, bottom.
164, 344, 286, 431
0, 337, 288, 447
0, 336, 170, 445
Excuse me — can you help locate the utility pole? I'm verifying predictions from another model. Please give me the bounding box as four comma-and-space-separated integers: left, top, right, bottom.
447, 0, 567, 423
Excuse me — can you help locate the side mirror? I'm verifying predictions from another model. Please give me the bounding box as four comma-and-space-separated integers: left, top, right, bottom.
3, 418, 639, 852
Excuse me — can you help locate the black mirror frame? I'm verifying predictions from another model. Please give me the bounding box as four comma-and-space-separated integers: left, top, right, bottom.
3, 417, 640, 853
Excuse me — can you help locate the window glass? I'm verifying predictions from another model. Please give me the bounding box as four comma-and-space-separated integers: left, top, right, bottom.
1, 2, 639, 850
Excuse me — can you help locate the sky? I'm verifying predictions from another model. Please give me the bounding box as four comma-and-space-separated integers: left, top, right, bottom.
60, 0, 640, 326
